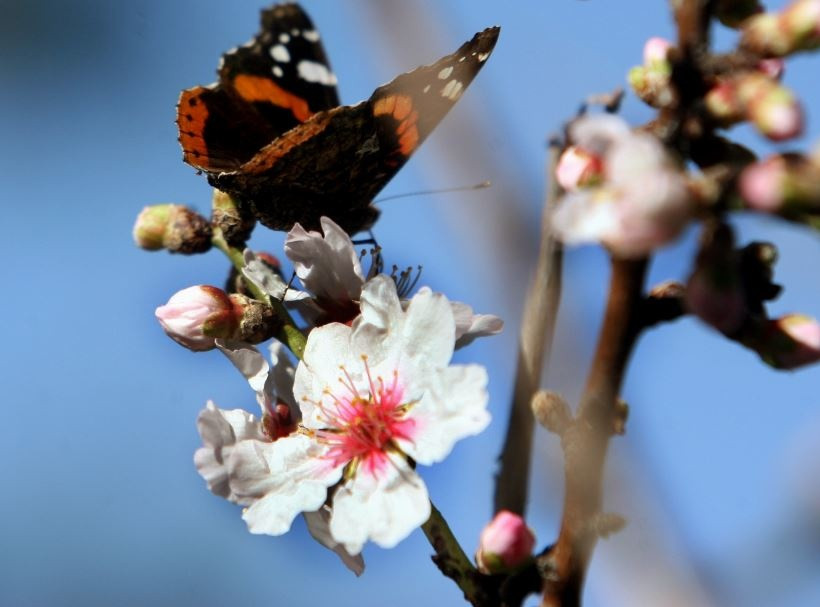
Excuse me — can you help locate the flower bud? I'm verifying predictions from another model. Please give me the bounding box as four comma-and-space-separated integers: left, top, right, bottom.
155, 286, 239, 351
628, 37, 675, 109
739, 153, 820, 213
555, 146, 604, 191
756, 314, 820, 369
757, 58, 785, 80
211, 189, 255, 248
475, 511, 536, 574
133, 204, 212, 254
742, 0, 820, 56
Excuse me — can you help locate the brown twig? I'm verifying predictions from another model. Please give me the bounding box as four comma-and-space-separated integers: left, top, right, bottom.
494, 140, 564, 515
539, 258, 648, 606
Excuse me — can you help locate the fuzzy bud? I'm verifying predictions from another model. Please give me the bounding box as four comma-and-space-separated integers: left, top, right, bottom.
133, 204, 212, 254
531, 390, 572, 435
739, 153, 820, 213
628, 37, 675, 108
754, 314, 820, 369
211, 189, 255, 248
476, 511, 536, 574
555, 146, 604, 190
742, 0, 820, 56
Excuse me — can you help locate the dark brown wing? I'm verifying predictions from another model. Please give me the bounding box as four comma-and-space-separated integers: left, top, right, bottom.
212, 26, 500, 234
177, 3, 340, 173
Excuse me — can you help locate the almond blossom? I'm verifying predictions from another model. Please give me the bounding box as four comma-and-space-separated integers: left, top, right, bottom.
551, 114, 694, 258
210, 275, 491, 555
194, 340, 364, 574
283, 216, 503, 347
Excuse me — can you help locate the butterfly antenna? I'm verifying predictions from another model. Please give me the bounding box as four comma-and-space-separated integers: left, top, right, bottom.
373, 180, 491, 204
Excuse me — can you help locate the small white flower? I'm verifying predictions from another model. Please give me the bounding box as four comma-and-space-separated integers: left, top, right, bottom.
232, 275, 490, 554
282, 216, 503, 345
194, 341, 364, 575
552, 115, 693, 258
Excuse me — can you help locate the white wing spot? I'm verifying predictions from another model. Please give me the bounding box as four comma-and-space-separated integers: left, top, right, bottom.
279, 33, 290, 43
423, 84, 431, 93
291, 28, 300, 36
297, 60, 337, 86
303, 29, 320, 42
273, 66, 284, 78
441, 79, 464, 101
438, 66, 453, 80
271, 44, 290, 63
477, 52, 490, 62
458, 56, 466, 62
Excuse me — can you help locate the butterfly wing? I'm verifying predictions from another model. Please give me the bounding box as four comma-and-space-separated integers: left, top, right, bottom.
213, 26, 500, 234
177, 3, 340, 172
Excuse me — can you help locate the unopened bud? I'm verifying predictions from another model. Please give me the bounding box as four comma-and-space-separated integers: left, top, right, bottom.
155, 286, 278, 351
531, 390, 572, 435
212, 189, 255, 247
133, 204, 212, 254
475, 511, 536, 574
155, 286, 239, 351
555, 146, 604, 191
756, 314, 820, 369
742, 0, 820, 56
740, 153, 820, 213
628, 37, 675, 109
757, 58, 785, 80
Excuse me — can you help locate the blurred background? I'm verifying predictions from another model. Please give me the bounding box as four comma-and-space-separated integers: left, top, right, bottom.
1, 0, 819, 605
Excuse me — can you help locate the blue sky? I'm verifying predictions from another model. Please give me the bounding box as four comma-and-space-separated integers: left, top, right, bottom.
2, 1, 818, 606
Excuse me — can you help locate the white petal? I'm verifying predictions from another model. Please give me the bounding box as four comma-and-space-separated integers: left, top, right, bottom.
293, 323, 355, 428
304, 508, 366, 576
330, 454, 431, 553
235, 434, 344, 535
398, 365, 490, 465
551, 189, 621, 245
284, 218, 364, 302
194, 402, 265, 503
357, 275, 403, 334
216, 340, 271, 411
268, 341, 297, 409
570, 113, 631, 155
399, 287, 455, 369
242, 249, 288, 300
450, 301, 504, 349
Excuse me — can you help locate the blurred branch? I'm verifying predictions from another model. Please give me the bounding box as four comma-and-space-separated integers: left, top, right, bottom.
494, 140, 564, 515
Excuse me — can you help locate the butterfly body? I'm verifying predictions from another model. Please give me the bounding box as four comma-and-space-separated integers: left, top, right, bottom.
177, 3, 499, 234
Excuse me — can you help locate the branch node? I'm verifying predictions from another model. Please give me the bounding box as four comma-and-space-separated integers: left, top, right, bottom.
531, 390, 573, 436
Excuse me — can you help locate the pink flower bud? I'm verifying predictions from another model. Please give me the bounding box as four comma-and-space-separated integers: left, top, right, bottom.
155, 286, 239, 351
784, 0, 820, 49
475, 511, 536, 574
555, 146, 604, 191
747, 84, 803, 141
643, 37, 673, 65
757, 58, 785, 80
739, 157, 788, 212
762, 314, 820, 369
741, 13, 792, 56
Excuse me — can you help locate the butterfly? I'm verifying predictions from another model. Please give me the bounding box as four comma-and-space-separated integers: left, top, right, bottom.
177, 2, 499, 235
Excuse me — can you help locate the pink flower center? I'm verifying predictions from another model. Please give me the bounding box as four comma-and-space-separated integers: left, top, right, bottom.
315, 357, 416, 478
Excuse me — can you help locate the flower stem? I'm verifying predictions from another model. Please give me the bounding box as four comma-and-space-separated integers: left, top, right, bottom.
211, 229, 307, 360
422, 502, 488, 605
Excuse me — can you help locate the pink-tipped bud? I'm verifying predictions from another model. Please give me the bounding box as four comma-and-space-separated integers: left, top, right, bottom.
556, 146, 604, 191
757, 58, 786, 80
760, 314, 820, 369
155, 286, 239, 351
475, 511, 536, 574
715, 0, 764, 28
133, 204, 212, 254
643, 37, 673, 66
704, 81, 746, 123
741, 13, 792, 56
739, 157, 788, 212
783, 0, 820, 50
747, 83, 803, 141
